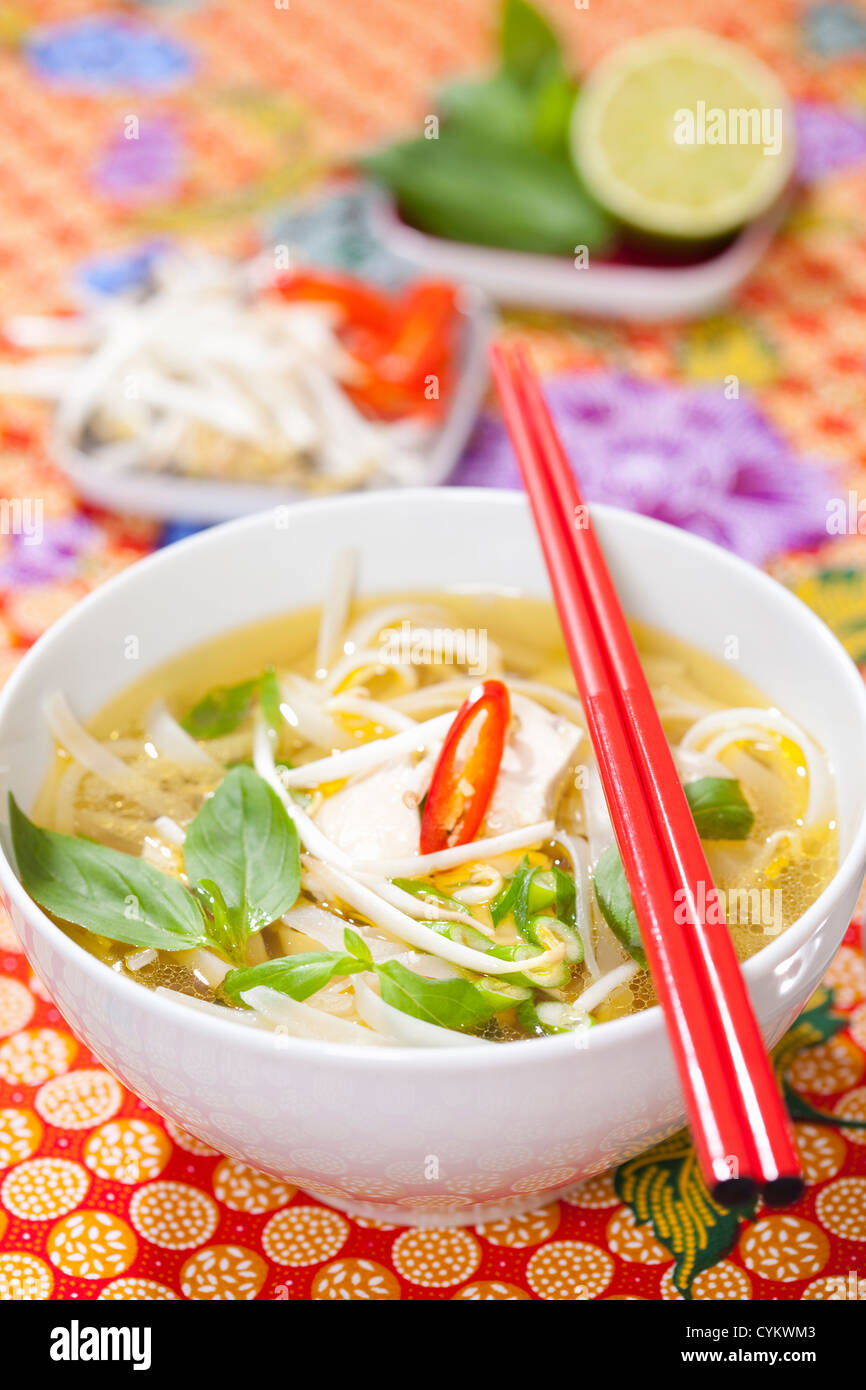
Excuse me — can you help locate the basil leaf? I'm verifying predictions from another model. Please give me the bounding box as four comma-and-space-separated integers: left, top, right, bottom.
513, 864, 544, 940
553, 866, 577, 929
184, 766, 300, 935
362, 135, 613, 257
501, 0, 561, 86
9, 794, 206, 952
439, 71, 538, 149
490, 854, 529, 924
593, 846, 646, 969
684, 777, 754, 841
343, 927, 373, 968
224, 950, 364, 1005
180, 677, 258, 740
195, 877, 246, 965
375, 959, 501, 1033
259, 667, 283, 736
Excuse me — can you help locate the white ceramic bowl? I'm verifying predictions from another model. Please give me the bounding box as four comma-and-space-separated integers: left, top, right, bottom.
2, 490, 866, 1227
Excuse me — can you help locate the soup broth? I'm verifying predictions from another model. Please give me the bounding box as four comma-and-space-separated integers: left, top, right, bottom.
23, 587, 836, 1045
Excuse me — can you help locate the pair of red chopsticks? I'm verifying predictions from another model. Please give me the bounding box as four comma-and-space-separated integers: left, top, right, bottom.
490, 343, 802, 1209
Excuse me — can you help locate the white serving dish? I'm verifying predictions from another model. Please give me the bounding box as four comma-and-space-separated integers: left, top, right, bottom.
52, 289, 493, 524
1, 489, 865, 1227
368, 189, 790, 321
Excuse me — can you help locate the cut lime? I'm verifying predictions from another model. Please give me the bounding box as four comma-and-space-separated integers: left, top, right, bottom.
571, 29, 795, 240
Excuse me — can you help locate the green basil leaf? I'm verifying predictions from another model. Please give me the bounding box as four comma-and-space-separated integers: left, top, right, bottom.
259, 667, 283, 736
439, 71, 538, 149
184, 766, 300, 935
375, 959, 501, 1033
593, 846, 646, 969
553, 866, 577, 929
513, 864, 544, 940
195, 877, 246, 965
501, 0, 562, 85
684, 777, 755, 841
343, 927, 373, 968
180, 677, 258, 740
224, 950, 364, 1005
490, 854, 530, 925
362, 135, 613, 256
9, 794, 206, 952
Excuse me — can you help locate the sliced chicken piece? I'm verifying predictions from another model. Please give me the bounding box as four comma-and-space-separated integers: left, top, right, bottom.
484, 693, 582, 834
314, 754, 427, 861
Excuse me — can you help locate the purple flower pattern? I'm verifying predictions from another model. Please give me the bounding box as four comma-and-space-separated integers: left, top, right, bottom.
454, 373, 837, 566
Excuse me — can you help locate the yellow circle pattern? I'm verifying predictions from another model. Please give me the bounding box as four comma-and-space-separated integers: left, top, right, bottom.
46, 1211, 137, 1279
83, 1120, 171, 1184
0, 1252, 54, 1300
526, 1241, 614, 1300
0, 977, 34, 1036
0, 1029, 76, 1086
1, 1158, 89, 1221
0, 1107, 43, 1166
262, 1206, 349, 1267
35, 1069, 122, 1130
180, 1244, 268, 1300
129, 1181, 219, 1250
391, 1228, 480, 1288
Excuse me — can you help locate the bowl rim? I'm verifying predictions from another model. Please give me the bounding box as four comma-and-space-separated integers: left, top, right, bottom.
2, 487, 865, 1071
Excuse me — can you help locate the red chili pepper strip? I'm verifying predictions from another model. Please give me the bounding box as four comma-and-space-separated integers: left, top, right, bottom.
419, 680, 511, 854
363, 282, 458, 386
271, 271, 394, 334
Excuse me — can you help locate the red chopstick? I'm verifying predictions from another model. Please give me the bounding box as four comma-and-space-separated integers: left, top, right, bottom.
490, 343, 802, 1208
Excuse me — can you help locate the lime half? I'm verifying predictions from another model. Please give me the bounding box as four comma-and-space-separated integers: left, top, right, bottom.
571, 29, 795, 240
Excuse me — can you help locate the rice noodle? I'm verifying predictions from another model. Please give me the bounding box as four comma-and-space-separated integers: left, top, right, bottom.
320, 646, 419, 695
582, 763, 615, 867
145, 699, 216, 767
126, 948, 157, 972
354, 873, 487, 928
352, 975, 490, 1047
680, 706, 831, 823
180, 946, 230, 988
279, 711, 453, 788
278, 674, 355, 749
45, 691, 141, 792
279, 902, 405, 962
672, 745, 734, 781
154, 815, 186, 845
253, 719, 355, 869
302, 855, 565, 977
240, 985, 386, 1043
53, 760, 84, 836
43, 691, 173, 820
572, 959, 640, 1013
392, 675, 587, 726
553, 830, 599, 979
356, 820, 556, 878
340, 602, 447, 657
451, 864, 504, 906
324, 692, 417, 731
315, 546, 358, 676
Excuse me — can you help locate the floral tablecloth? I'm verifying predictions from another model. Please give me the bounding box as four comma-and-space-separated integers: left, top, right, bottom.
2, 0, 866, 1301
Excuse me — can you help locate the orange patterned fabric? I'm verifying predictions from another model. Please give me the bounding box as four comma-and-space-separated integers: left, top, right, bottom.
1, 910, 865, 1300
1, 0, 866, 1300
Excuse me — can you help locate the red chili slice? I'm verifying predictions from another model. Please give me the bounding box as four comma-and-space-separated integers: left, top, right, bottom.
419, 680, 511, 854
